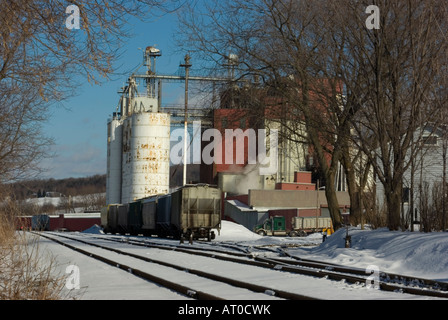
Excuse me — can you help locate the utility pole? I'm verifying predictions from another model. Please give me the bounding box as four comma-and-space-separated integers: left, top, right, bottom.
180, 54, 192, 186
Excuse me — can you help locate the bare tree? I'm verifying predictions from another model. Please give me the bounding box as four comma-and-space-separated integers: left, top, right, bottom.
177, 0, 448, 231
334, 0, 448, 230
0, 0, 180, 184
177, 0, 365, 230
0, 0, 182, 300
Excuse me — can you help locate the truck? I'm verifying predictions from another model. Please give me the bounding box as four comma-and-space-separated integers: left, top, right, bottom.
254, 215, 334, 237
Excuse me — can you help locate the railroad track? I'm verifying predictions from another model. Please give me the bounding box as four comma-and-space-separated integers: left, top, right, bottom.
34, 231, 315, 300
34, 231, 448, 299
277, 249, 448, 290
81, 233, 448, 299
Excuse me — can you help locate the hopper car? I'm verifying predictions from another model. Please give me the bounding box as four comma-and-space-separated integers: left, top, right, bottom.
101, 184, 222, 242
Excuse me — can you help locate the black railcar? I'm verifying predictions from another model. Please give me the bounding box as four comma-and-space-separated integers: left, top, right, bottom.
101, 184, 221, 242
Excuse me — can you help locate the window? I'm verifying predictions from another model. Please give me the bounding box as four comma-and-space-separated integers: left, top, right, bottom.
423, 135, 438, 146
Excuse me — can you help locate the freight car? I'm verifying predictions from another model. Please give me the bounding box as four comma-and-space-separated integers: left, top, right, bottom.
101, 184, 222, 242
254, 216, 333, 237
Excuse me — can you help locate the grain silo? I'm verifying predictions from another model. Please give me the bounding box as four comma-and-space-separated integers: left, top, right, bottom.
106, 46, 170, 205
106, 112, 123, 205
121, 112, 170, 204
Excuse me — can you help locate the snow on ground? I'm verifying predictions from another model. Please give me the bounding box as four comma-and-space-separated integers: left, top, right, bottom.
37, 235, 189, 300
214, 220, 264, 242
212, 221, 448, 282
288, 226, 448, 282
36, 220, 448, 301
212, 220, 324, 250
82, 220, 448, 282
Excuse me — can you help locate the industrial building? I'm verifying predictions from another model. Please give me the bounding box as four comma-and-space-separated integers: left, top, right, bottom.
224, 171, 350, 231
105, 47, 351, 233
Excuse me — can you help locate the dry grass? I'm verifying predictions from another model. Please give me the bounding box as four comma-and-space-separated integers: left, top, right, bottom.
0, 198, 65, 300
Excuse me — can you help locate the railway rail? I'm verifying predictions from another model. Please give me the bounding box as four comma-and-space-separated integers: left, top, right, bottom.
34, 231, 448, 300
33, 231, 314, 300
275, 250, 448, 296
82, 233, 448, 299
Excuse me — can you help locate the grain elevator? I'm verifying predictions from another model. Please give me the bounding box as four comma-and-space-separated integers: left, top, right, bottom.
106, 47, 170, 205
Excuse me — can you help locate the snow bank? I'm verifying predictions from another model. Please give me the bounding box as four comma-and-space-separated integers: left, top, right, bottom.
215, 220, 263, 242
290, 227, 448, 281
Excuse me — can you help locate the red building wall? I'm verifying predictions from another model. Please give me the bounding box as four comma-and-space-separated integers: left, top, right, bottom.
51, 215, 100, 232
213, 109, 254, 174
275, 182, 315, 191
17, 214, 100, 232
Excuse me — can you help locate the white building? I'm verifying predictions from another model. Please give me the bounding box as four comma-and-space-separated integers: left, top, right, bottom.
376, 125, 448, 227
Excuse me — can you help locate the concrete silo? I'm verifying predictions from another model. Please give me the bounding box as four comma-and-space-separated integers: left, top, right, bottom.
106, 112, 123, 205
121, 112, 170, 204
106, 46, 170, 205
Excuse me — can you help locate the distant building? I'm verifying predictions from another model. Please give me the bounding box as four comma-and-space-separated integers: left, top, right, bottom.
376, 125, 448, 228
212, 80, 347, 196
224, 171, 350, 231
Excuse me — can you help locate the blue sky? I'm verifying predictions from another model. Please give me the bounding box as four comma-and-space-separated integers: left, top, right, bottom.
39, 11, 188, 179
